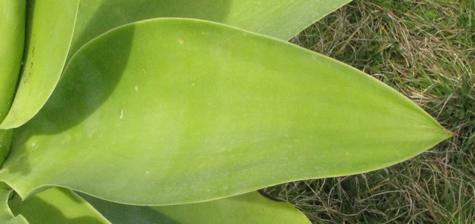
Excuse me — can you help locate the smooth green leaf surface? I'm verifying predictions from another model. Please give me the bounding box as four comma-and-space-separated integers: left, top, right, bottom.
0, 189, 27, 224
0, 0, 79, 129
0, 19, 451, 205
0, 0, 25, 123
81, 191, 311, 224
221, 0, 352, 40
0, 130, 13, 166
69, 0, 352, 59
9, 188, 110, 224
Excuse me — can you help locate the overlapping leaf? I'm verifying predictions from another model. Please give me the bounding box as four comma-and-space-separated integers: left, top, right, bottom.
0, 0, 25, 124
0, 19, 451, 206
0, 185, 27, 224
0, 0, 79, 129
69, 0, 352, 58
7, 187, 311, 224
81, 191, 311, 224
8, 188, 109, 224
0, 131, 13, 166
0, 0, 352, 130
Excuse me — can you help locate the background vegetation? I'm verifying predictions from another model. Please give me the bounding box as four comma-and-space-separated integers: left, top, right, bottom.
265, 0, 475, 223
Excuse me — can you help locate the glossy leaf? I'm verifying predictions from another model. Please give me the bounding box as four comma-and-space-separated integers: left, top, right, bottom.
69, 0, 352, 59
9, 188, 110, 224
81, 191, 311, 224
0, 188, 27, 224
0, 0, 25, 123
0, 0, 79, 129
0, 19, 451, 205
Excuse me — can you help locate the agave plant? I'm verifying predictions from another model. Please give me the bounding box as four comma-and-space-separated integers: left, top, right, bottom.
0, 0, 452, 223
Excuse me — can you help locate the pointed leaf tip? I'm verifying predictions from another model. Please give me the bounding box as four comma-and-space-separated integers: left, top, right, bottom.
0, 19, 449, 206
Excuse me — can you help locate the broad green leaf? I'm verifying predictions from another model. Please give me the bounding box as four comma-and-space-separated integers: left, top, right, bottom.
69, 0, 352, 59
80, 191, 311, 224
9, 188, 110, 224
0, 189, 27, 224
0, 19, 451, 205
0, 0, 79, 129
0, 0, 25, 123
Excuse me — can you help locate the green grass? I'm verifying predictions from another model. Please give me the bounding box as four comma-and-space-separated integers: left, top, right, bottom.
265, 0, 475, 223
